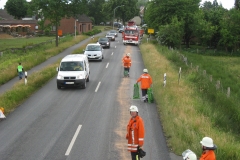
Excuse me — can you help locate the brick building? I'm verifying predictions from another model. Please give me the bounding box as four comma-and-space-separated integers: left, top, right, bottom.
0, 9, 92, 36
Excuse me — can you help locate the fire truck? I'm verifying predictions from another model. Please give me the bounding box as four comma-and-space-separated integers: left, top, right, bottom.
122, 21, 142, 45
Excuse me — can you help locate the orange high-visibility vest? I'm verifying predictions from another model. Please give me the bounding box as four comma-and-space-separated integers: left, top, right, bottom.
200, 150, 216, 160
126, 116, 145, 152
122, 56, 131, 68
137, 73, 152, 89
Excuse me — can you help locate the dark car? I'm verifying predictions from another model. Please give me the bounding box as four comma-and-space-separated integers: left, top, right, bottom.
98, 37, 110, 48
109, 30, 118, 37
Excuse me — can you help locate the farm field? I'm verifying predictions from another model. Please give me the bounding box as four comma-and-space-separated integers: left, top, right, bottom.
0, 35, 54, 50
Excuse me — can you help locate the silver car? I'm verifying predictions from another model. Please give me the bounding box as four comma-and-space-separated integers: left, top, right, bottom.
106, 32, 115, 41
83, 43, 104, 61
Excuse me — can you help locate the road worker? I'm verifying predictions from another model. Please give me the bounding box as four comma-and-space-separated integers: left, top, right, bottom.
17, 62, 24, 80
200, 137, 217, 160
122, 53, 132, 77
126, 105, 145, 160
182, 149, 197, 160
136, 69, 152, 102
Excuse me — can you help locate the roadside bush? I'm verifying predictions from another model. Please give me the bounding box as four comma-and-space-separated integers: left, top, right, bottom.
83, 29, 101, 36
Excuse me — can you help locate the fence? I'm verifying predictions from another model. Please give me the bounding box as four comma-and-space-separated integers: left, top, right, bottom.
168, 47, 239, 101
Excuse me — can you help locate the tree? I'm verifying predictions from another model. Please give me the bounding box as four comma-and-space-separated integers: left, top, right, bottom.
144, 0, 200, 48
191, 10, 217, 46
201, 3, 227, 48
103, 0, 139, 25
5, 0, 28, 19
30, 0, 88, 47
219, 9, 240, 52
88, 0, 106, 25
234, 0, 240, 10
157, 16, 184, 48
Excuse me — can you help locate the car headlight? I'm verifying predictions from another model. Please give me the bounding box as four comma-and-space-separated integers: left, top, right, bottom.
106, 42, 109, 44
57, 75, 64, 80
76, 74, 84, 79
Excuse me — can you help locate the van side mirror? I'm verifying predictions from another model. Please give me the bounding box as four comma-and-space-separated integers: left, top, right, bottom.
83, 49, 85, 52
56, 67, 59, 71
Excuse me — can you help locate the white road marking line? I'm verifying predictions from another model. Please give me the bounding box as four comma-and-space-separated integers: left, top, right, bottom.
95, 82, 101, 92
111, 52, 114, 55
65, 125, 82, 156
115, 46, 116, 48
106, 63, 109, 68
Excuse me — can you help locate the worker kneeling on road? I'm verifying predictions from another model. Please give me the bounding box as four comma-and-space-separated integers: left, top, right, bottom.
136, 69, 152, 102
122, 53, 131, 77
126, 105, 145, 160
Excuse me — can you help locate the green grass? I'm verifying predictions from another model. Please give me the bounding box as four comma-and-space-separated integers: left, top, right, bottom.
0, 35, 89, 85
0, 63, 59, 115
0, 37, 54, 50
139, 41, 240, 159
94, 25, 112, 32
0, 33, 96, 115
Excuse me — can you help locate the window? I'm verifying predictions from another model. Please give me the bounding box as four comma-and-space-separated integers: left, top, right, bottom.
52, 26, 56, 31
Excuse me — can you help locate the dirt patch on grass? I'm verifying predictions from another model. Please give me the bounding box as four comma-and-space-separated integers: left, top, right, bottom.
0, 34, 14, 39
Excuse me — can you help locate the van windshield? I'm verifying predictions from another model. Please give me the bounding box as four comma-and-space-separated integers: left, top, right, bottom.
86, 45, 101, 51
60, 61, 84, 71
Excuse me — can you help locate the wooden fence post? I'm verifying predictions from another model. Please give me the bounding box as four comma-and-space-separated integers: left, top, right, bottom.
203, 70, 206, 76
178, 67, 181, 84
196, 66, 199, 72
227, 87, 230, 97
216, 80, 220, 90
209, 75, 212, 82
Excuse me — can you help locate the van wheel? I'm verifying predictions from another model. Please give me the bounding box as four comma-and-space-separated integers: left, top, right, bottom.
87, 76, 89, 82
82, 80, 86, 89
57, 85, 61, 89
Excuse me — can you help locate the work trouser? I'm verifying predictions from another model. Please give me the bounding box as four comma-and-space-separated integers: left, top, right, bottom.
141, 89, 148, 102
18, 72, 23, 79
124, 67, 130, 73
131, 152, 140, 160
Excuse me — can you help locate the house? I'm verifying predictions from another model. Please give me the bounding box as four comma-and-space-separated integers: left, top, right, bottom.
0, 9, 38, 35
45, 14, 93, 35
0, 9, 92, 36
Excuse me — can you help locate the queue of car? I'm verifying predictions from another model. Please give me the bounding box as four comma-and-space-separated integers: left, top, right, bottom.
56, 29, 119, 89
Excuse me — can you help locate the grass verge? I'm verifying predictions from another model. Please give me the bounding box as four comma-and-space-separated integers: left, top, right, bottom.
139, 42, 240, 159
0, 35, 88, 85
0, 33, 101, 115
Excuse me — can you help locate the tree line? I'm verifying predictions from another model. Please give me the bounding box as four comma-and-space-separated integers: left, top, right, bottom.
144, 0, 240, 52
4, 0, 146, 46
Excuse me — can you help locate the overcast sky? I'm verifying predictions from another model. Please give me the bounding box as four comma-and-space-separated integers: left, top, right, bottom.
0, 0, 235, 10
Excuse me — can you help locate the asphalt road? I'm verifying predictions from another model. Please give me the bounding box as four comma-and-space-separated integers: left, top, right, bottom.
0, 33, 183, 160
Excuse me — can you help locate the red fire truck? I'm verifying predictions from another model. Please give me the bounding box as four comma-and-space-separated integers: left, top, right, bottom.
122, 21, 141, 45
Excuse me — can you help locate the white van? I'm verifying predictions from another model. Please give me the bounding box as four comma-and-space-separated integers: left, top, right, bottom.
56, 54, 90, 89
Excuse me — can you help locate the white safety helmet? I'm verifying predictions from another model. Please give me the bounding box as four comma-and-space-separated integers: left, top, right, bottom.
143, 69, 148, 73
182, 149, 197, 160
126, 53, 130, 57
200, 137, 214, 148
129, 105, 138, 112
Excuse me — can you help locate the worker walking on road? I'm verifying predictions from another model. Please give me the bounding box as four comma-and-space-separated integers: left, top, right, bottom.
136, 69, 152, 102
126, 105, 145, 160
17, 62, 24, 80
200, 137, 217, 160
122, 53, 131, 77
